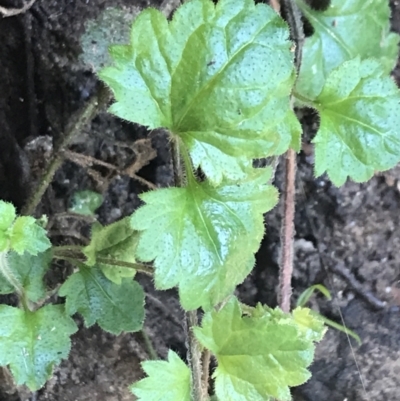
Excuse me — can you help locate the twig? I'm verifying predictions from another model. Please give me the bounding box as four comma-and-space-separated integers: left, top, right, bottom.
0, 0, 37, 17
21, 86, 111, 216
275, 0, 304, 313
329, 263, 386, 310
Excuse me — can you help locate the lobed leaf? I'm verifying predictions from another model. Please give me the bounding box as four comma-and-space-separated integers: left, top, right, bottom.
10, 216, 51, 256
0, 250, 52, 302
194, 297, 325, 401
295, 0, 399, 99
313, 57, 400, 185
99, 0, 300, 184
131, 168, 278, 310
0, 304, 77, 391
131, 350, 191, 401
83, 217, 139, 284
59, 264, 145, 334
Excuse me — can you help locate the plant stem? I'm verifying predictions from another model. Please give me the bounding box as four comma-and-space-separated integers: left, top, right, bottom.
170, 136, 206, 401
52, 250, 154, 276
21, 85, 111, 216
185, 311, 205, 401
140, 328, 158, 360
275, 0, 304, 313
201, 349, 211, 395
279, 149, 296, 313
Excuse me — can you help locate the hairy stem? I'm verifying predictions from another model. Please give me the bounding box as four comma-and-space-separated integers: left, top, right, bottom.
21, 85, 111, 216
185, 311, 205, 401
275, 0, 304, 312
201, 349, 211, 395
171, 136, 206, 401
52, 246, 154, 276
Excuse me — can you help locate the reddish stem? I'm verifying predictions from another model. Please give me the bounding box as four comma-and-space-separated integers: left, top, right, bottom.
279, 148, 296, 312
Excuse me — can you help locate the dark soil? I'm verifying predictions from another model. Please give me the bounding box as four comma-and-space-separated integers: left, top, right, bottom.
0, 0, 400, 400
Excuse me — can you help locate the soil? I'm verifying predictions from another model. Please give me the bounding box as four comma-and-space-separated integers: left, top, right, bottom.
0, 0, 400, 400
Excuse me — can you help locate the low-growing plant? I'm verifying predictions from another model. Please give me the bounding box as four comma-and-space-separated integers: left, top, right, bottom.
0, 0, 399, 399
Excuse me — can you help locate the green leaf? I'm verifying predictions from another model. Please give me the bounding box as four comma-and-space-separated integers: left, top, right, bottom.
296, 284, 332, 307
296, 0, 399, 99
0, 201, 16, 232
194, 297, 325, 401
59, 264, 144, 334
0, 251, 52, 301
99, 0, 300, 184
312, 57, 400, 185
131, 168, 278, 310
83, 217, 138, 284
69, 190, 103, 216
0, 304, 77, 391
10, 216, 51, 256
131, 350, 191, 401
292, 307, 326, 342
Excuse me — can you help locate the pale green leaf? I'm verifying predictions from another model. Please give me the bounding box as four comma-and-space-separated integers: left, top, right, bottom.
292, 307, 326, 342
10, 216, 51, 256
0, 304, 77, 391
0, 251, 52, 301
131, 168, 278, 310
313, 57, 400, 185
295, 0, 399, 99
69, 190, 103, 216
59, 265, 144, 334
194, 297, 324, 401
296, 284, 332, 307
0, 201, 16, 232
83, 217, 138, 284
99, 0, 300, 184
131, 350, 191, 401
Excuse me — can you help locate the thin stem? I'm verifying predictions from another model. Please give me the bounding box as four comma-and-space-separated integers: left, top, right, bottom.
276, 0, 304, 313
201, 349, 211, 396
52, 251, 154, 276
140, 328, 158, 360
52, 245, 84, 253
170, 135, 206, 401
185, 311, 205, 401
21, 86, 111, 216
278, 149, 296, 313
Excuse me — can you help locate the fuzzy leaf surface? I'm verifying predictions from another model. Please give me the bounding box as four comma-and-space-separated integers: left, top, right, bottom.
295, 0, 399, 99
99, 0, 300, 184
83, 217, 138, 284
131, 168, 278, 310
194, 297, 325, 401
0, 251, 52, 301
59, 265, 144, 334
131, 350, 191, 401
10, 216, 51, 256
0, 304, 77, 391
313, 58, 400, 185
